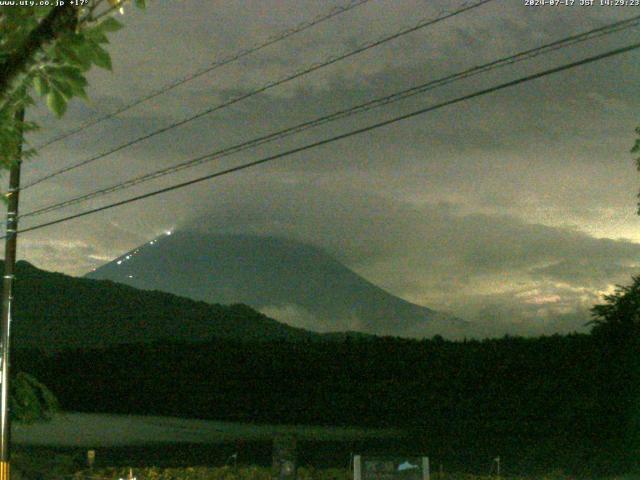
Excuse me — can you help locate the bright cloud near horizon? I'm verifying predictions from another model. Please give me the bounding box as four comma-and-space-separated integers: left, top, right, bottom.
8, 0, 640, 338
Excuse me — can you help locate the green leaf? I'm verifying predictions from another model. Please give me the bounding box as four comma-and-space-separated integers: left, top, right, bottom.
46, 90, 67, 117
84, 28, 109, 44
21, 121, 39, 132
57, 44, 92, 70
73, 86, 89, 101
50, 78, 73, 100
63, 32, 89, 49
46, 67, 76, 100
57, 66, 88, 88
77, 43, 99, 71
11, 372, 59, 424
56, 65, 83, 78
23, 94, 36, 107
67, 76, 88, 95
135, 0, 146, 9
91, 44, 113, 71
32, 75, 49, 96
99, 17, 124, 33
21, 148, 37, 161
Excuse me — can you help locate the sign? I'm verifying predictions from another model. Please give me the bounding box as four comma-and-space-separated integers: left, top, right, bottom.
354, 456, 429, 480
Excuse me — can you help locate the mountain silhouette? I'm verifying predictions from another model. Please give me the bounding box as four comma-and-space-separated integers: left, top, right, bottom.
85, 232, 467, 337
10, 260, 314, 350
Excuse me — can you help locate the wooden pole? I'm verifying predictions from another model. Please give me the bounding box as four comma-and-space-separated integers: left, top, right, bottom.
0, 108, 24, 480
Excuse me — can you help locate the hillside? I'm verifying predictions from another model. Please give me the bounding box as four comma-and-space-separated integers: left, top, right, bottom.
9, 260, 315, 350
86, 232, 468, 338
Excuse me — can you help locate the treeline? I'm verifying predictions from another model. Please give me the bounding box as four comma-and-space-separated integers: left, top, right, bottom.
13, 331, 640, 476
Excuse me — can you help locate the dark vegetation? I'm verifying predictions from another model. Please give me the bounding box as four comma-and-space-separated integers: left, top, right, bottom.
10, 260, 314, 349
15, 331, 640, 476
7, 262, 640, 476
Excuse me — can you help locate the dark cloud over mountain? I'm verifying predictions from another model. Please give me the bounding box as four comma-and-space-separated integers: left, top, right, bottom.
11, 0, 640, 337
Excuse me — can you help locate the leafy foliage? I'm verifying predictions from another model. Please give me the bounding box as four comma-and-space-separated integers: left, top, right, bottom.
0, 1, 146, 423
9, 261, 313, 349
590, 275, 640, 337
0, 1, 146, 171
12, 448, 81, 480
11, 371, 59, 423
14, 333, 638, 476
75, 466, 275, 480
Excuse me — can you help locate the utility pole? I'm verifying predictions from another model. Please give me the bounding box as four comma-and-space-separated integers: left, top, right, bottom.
0, 108, 24, 480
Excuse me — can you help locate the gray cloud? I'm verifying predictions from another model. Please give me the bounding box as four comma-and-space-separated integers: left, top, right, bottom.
9, 0, 640, 338
167, 180, 638, 335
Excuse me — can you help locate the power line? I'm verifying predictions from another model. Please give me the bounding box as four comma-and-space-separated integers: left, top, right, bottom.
19, 14, 640, 220
31, 0, 374, 152
21, 0, 494, 190
24, 0, 490, 188
12, 40, 640, 238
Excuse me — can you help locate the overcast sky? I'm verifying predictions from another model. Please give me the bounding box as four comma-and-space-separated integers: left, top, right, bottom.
10, 0, 640, 337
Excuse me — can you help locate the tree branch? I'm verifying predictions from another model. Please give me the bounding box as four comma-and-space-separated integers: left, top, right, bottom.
0, 5, 79, 102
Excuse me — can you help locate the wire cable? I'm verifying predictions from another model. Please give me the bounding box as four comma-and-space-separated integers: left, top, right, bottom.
11, 40, 640, 238
21, 0, 494, 190
31, 0, 374, 152
19, 14, 640, 220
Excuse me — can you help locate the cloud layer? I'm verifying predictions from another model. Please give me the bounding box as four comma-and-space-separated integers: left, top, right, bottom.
10, 0, 640, 337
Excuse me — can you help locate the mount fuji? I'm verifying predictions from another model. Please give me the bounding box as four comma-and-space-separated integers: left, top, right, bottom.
85, 232, 467, 338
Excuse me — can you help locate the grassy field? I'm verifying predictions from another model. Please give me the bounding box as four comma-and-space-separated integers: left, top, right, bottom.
11, 413, 406, 478
12, 412, 402, 447
11, 414, 639, 479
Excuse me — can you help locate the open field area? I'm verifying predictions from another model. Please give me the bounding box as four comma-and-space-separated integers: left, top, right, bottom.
11, 413, 405, 472
12, 412, 402, 447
